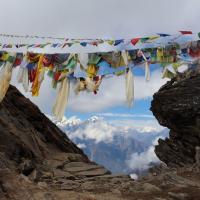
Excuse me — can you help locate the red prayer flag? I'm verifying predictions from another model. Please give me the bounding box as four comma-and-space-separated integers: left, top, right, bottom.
54, 72, 61, 81
131, 38, 140, 46
14, 58, 22, 66
179, 31, 193, 35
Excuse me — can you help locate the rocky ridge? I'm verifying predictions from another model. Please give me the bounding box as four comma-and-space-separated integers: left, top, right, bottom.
0, 86, 135, 200
0, 84, 200, 199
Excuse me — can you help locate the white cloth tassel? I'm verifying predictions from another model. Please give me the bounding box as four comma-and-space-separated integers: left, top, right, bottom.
21, 54, 29, 92
17, 67, 29, 92
17, 67, 23, 83
122, 50, 129, 66
126, 68, 134, 108
141, 51, 150, 81
22, 67, 29, 92
78, 53, 88, 69
145, 62, 150, 81
162, 67, 167, 78
52, 78, 70, 120
0, 53, 16, 103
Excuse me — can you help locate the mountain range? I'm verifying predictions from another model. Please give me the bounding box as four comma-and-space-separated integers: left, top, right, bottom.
48, 115, 169, 175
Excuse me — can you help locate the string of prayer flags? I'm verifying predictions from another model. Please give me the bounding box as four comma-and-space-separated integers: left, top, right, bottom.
0, 32, 200, 119
0, 31, 199, 52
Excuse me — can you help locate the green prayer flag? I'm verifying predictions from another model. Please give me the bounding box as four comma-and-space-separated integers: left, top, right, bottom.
88, 54, 101, 65
140, 37, 149, 43
162, 68, 175, 79
172, 63, 181, 72
7, 55, 15, 63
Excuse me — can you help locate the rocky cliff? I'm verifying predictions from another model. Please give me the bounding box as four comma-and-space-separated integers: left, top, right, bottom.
0, 85, 87, 164
1, 85, 200, 200
0, 85, 135, 200
151, 69, 200, 167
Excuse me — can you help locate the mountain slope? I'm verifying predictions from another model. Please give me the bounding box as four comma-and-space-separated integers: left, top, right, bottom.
0, 85, 88, 163
0, 85, 135, 200
0, 85, 200, 200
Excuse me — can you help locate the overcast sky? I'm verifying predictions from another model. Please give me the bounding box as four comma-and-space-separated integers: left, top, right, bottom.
0, 0, 199, 39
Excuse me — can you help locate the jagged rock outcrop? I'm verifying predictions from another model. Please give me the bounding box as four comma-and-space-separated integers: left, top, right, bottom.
0, 85, 87, 164
1, 85, 200, 199
0, 85, 135, 200
151, 69, 200, 167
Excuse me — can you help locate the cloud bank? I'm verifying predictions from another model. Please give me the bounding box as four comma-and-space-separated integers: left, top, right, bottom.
126, 137, 163, 171
51, 115, 165, 144
0, 0, 199, 39
65, 117, 118, 143
11, 68, 167, 113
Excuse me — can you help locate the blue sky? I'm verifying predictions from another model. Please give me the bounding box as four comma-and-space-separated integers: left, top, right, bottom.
11, 63, 166, 130
61, 64, 165, 132
63, 63, 163, 119
66, 66, 157, 120
66, 98, 152, 120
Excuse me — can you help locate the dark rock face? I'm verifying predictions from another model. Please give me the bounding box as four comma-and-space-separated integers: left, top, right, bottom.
1, 85, 200, 199
0, 85, 135, 199
151, 71, 200, 167
0, 85, 87, 165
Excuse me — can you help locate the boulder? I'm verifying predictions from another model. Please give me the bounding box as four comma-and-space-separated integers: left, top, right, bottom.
151, 69, 200, 167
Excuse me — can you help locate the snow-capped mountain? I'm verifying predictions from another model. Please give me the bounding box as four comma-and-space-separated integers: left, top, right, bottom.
48, 115, 168, 175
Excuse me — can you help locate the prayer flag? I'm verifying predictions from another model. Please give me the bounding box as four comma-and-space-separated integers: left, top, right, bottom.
157, 33, 171, 37
131, 38, 140, 45
179, 31, 193, 35
114, 39, 124, 46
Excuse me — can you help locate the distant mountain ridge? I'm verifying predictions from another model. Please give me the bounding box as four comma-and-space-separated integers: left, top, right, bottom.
49, 115, 169, 174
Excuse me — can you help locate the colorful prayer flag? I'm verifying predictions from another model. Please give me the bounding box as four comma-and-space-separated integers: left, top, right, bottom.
131, 38, 140, 46
179, 31, 193, 35
114, 39, 124, 46
157, 33, 171, 37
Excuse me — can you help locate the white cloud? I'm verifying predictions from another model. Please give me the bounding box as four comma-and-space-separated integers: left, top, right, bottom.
11, 67, 167, 113
109, 118, 164, 133
67, 118, 117, 143
126, 137, 163, 171
67, 69, 167, 112
130, 174, 138, 180
77, 143, 86, 149
97, 113, 154, 119
11, 67, 57, 114
52, 115, 165, 144
0, 0, 199, 38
